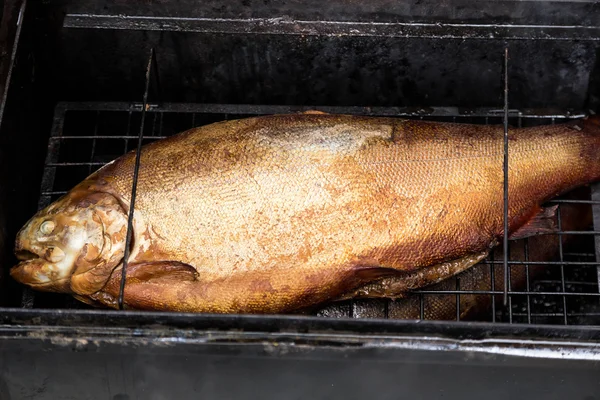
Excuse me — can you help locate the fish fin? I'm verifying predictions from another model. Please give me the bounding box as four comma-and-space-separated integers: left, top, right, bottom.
301, 110, 328, 115
118, 261, 198, 283
85, 261, 199, 310
334, 250, 489, 301
509, 205, 558, 240
72, 294, 107, 308
350, 257, 401, 281
581, 114, 600, 130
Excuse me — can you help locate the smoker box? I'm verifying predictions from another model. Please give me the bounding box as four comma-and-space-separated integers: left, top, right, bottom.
2, 0, 600, 398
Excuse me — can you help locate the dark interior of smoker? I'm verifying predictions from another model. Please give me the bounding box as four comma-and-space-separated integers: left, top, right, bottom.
3, 0, 600, 327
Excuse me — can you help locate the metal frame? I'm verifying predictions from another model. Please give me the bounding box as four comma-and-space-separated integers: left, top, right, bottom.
2, 5, 600, 398
2, 307, 600, 399
62, 15, 600, 41
59, 0, 600, 41
4, 307, 600, 358
2, 7, 600, 396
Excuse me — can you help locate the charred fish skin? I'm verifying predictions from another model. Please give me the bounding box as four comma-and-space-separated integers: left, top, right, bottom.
10, 114, 600, 314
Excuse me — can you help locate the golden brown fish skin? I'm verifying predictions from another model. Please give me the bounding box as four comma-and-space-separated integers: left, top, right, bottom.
11, 113, 600, 314
314, 187, 592, 320
390, 187, 593, 321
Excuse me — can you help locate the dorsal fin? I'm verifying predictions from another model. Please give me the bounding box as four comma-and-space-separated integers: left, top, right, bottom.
301, 110, 328, 115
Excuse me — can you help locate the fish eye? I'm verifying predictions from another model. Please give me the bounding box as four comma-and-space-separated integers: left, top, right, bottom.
39, 220, 55, 235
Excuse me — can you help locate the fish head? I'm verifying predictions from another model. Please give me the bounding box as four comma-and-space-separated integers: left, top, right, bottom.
11, 190, 128, 296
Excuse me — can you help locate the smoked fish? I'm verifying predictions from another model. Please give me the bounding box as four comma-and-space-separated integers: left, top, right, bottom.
10, 113, 600, 314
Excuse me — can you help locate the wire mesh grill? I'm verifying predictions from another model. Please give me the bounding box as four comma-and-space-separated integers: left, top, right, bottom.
21, 99, 600, 326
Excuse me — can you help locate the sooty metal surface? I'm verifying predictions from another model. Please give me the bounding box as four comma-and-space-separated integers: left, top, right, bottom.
20, 98, 600, 326
62, 14, 600, 41
61, 0, 600, 41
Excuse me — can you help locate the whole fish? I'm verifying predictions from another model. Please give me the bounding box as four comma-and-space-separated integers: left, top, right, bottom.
10, 113, 600, 314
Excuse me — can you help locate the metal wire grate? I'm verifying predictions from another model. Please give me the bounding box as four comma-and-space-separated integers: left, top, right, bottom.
19, 99, 600, 326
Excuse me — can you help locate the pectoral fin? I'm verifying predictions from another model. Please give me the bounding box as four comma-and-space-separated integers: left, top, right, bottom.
117, 261, 198, 283
334, 250, 489, 301
509, 205, 559, 240
86, 261, 199, 310
73, 294, 108, 308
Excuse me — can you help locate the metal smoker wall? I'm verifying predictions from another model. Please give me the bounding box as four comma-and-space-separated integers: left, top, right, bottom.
54, 31, 598, 108
2, 1, 600, 399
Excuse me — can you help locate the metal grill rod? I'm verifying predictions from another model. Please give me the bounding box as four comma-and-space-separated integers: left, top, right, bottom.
0, 0, 27, 131
556, 206, 569, 324
502, 47, 510, 307
49, 101, 590, 119
62, 13, 600, 41
117, 48, 156, 310
483, 259, 600, 266
524, 238, 532, 324
591, 184, 600, 310
412, 290, 600, 297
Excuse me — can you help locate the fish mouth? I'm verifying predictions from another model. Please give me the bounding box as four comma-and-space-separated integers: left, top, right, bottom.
11, 258, 50, 285
15, 239, 66, 264
10, 259, 72, 293
15, 249, 39, 261
11, 240, 73, 293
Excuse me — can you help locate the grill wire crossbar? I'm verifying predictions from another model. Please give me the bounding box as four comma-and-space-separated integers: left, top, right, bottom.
25, 100, 600, 326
